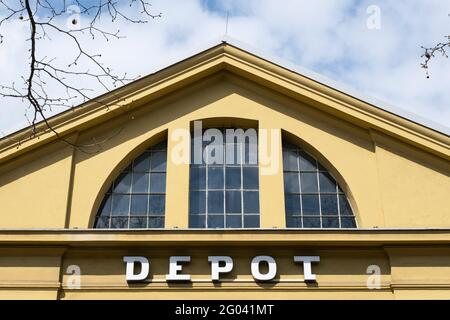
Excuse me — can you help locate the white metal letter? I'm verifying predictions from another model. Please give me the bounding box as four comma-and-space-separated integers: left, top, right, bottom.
123, 256, 149, 282
166, 256, 191, 281
294, 256, 320, 282
208, 256, 233, 281
251, 256, 277, 281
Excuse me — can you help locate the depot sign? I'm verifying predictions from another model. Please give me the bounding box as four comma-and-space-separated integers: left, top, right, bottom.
123, 255, 320, 282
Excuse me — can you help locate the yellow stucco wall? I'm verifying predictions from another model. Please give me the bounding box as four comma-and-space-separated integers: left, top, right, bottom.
0, 44, 449, 299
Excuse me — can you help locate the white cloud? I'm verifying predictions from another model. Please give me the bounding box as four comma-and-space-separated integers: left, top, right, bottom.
0, 0, 449, 137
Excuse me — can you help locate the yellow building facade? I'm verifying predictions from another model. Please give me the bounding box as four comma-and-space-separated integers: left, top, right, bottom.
0, 39, 449, 300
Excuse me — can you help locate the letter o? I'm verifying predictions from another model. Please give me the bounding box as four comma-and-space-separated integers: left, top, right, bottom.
251, 255, 277, 281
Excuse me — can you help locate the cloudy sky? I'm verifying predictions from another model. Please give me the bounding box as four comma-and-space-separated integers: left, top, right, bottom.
0, 0, 449, 136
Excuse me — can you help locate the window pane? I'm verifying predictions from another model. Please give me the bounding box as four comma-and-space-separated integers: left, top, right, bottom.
95, 217, 110, 228
319, 172, 336, 192
208, 191, 224, 213
226, 191, 241, 213
283, 150, 298, 171
190, 167, 206, 190
322, 217, 339, 228
339, 195, 352, 215
130, 217, 147, 229
285, 194, 301, 215
208, 215, 224, 228
149, 195, 165, 215
320, 194, 338, 215
226, 215, 242, 228
149, 216, 164, 228
98, 196, 112, 216
282, 142, 355, 229
300, 172, 318, 192
302, 194, 320, 215
284, 172, 299, 193
189, 191, 206, 214
341, 216, 356, 228
132, 172, 149, 193
299, 151, 317, 171
243, 191, 259, 214
110, 217, 128, 229
208, 167, 224, 189
189, 215, 206, 228
150, 173, 166, 193
244, 215, 259, 228
114, 172, 132, 193
225, 167, 241, 189
151, 151, 167, 172
286, 217, 301, 228
130, 195, 148, 215
95, 141, 167, 229
303, 217, 320, 228
111, 195, 130, 216
133, 153, 150, 172
243, 167, 259, 189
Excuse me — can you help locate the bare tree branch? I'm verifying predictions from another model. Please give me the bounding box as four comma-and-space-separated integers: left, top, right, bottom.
0, 0, 161, 153
421, 14, 450, 78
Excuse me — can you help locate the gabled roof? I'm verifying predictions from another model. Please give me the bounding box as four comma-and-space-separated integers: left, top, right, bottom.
0, 36, 449, 163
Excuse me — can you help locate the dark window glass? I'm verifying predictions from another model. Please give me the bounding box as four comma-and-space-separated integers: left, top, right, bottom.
114, 173, 132, 193
190, 128, 260, 229
208, 191, 224, 213
339, 195, 353, 215
208, 215, 224, 228
189, 191, 206, 214
282, 141, 356, 229
151, 151, 167, 172
208, 167, 224, 189
98, 197, 111, 216
244, 215, 259, 228
130, 217, 147, 229
149, 195, 165, 215
341, 216, 356, 228
319, 172, 336, 193
110, 217, 128, 229
283, 150, 298, 171
284, 172, 299, 193
189, 215, 206, 228
243, 167, 259, 189
94, 141, 167, 229
243, 191, 259, 213
299, 151, 317, 171
111, 195, 130, 216
321, 195, 338, 215
132, 173, 149, 193
302, 194, 320, 215
133, 153, 150, 172
300, 172, 318, 193
190, 167, 206, 190
95, 217, 110, 228
285, 194, 301, 215
226, 215, 242, 228
226, 191, 241, 213
149, 216, 164, 228
225, 167, 241, 189
286, 217, 301, 228
322, 217, 339, 228
303, 217, 321, 228
130, 195, 148, 215
150, 173, 166, 193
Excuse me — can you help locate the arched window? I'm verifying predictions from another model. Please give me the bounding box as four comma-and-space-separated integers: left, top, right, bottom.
94, 141, 167, 229
189, 128, 260, 228
283, 141, 356, 228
